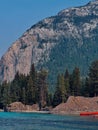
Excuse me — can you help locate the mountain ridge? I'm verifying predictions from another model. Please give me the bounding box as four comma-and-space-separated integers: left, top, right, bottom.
0, 0, 98, 83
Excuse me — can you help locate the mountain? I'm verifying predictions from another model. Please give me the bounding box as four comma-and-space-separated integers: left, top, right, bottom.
0, 0, 98, 85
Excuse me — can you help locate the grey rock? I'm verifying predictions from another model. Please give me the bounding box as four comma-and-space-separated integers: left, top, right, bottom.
0, 0, 98, 82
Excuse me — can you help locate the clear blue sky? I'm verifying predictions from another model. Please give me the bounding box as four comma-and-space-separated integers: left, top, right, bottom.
0, 0, 90, 58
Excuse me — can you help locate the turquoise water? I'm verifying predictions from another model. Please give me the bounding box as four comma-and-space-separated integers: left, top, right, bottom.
0, 112, 98, 130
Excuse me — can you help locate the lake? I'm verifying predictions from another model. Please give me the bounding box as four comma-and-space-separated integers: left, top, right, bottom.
0, 112, 98, 130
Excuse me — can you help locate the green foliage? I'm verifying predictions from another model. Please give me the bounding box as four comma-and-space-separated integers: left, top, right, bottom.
70, 67, 81, 96
52, 86, 62, 107
46, 93, 53, 106
42, 35, 98, 89
79, 60, 98, 97
64, 69, 70, 96
53, 74, 68, 107
0, 60, 98, 109
60, 74, 67, 103
1, 81, 11, 106
81, 77, 91, 97
37, 69, 48, 109
53, 67, 82, 107
26, 76, 34, 104
88, 60, 98, 96
0, 64, 49, 109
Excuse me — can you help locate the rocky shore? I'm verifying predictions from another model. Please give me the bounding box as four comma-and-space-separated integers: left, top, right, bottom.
51, 96, 98, 115
7, 102, 39, 112
1, 96, 98, 115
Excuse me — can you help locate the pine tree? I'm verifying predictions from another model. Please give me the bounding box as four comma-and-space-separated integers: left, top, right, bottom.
19, 74, 27, 104
30, 64, 36, 80
10, 72, 23, 102
46, 93, 53, 106
26, 76, 36, 104
83, 77, 91, 97
60, 74, 67, 103
29, 64, 38, 103
52, 74, 64, 107
64, 69, 70, 96
89, 60, 98, 96
38, 69, 48, 109
10, 81, 20, 102
1, 81, 11, 108
71, 67, 81, 96
0, 83, 3, 108
52, 85, 62, 107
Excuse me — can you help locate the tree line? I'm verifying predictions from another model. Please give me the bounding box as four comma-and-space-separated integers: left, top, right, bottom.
0, 60, 98, 109
0, 64, 49, 110
53, 60, 98, 107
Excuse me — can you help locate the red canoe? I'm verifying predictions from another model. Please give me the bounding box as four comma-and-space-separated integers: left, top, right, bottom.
80, 112, 98, 116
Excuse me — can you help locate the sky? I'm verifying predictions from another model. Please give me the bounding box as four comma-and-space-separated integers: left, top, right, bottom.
0, 0, 90, 58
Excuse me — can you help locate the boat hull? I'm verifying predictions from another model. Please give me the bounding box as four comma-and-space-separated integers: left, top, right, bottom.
80, 112, 98, 116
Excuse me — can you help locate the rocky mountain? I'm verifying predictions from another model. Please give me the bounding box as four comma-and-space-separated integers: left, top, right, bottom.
0, 0, 98, 84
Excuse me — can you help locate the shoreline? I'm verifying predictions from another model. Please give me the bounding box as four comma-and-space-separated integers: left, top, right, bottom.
1, 109, 98, 117
0, 109, 51, 114
0, 109, 80, 115
0, 109, 81, 116
17, 110, 51, 114
1, 96, 98, 116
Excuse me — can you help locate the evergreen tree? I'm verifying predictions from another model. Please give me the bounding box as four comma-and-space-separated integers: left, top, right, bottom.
19, 74, 28, 104
64, 69, 69, 79
10, 81, 20, 102
10, 72, 24, 102
21, 87, 26, 104
26, 76, 36, 104
46, 93, 53, 106
71, 67, 81, 96
38, 69, 48, 109
1, 81, 11, 108
52, 86, 62, 107
60, 74, 67, 103
64, 69, 70, 96
88, 60, 98, 96
30, 64, 36, 80
83, 77, 91, 97
29, 64, 38, 103
53, 74, 62, 107
0, 83, 3, 108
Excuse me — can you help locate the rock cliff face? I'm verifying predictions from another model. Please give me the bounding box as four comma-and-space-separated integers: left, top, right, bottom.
0, 0, 98, 82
